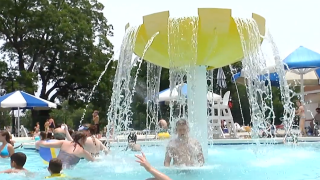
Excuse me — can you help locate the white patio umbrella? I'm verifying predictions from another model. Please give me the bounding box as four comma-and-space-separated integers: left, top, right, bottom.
158, 83, 221, 102
0, 91, 57, 136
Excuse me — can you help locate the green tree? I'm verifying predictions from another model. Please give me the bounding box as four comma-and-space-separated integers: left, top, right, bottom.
0, 111, 11, 128
0, 0, 114, 130
50, 101, 97, 130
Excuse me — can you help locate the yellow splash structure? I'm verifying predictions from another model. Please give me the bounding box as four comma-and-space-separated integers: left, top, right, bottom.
126, 8, 266, 69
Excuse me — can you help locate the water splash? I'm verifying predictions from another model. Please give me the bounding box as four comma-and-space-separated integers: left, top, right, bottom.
107, 27, 139, 139
79, 59, 113, 126
235, 18, 275, 139
145, 62, 162, 135
265, 31, 296, 137
107, 28, 159, 140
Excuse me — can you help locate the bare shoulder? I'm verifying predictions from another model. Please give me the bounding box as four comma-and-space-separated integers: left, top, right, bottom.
7, 143, 14, 148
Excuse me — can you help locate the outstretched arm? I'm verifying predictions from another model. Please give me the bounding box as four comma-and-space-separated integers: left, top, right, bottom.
147, 167, 172, 180
63, 124, 73, 141
136, 152, 172, 180
0, 169, 14, 174
39, 140, 64, 148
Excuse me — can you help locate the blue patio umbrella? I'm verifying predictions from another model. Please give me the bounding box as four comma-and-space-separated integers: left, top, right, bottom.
232, 71, 281, 87
283, 46, 320, 69
233, 46, 320, 101
0, 91, 57, 136
282, 46, 320, 102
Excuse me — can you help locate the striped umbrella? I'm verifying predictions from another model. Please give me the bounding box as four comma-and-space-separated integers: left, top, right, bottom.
217, 68, 227, 96
0, 91, 57, 137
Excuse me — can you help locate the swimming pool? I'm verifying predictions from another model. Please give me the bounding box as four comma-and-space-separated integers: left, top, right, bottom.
0, 143, 319, 180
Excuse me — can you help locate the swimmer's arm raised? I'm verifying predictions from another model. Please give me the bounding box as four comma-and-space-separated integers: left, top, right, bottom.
164, 147, 171, 167
39, 140, 64, 148
64, 125, 73, 141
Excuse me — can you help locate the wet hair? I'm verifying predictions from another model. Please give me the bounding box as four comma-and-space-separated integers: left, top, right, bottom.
49, 158, 62, 174
1, 130, 11, 143
175, 119, 189, 133
47, 132, 53, 139
68, 129, 74, 136
40, 131, 47, 140
176, 119, 188, 127
11, 152, 27, 167
72, 132, 86, 152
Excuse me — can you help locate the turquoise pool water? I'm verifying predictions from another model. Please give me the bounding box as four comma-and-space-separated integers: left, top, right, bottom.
0, 143, 320, 180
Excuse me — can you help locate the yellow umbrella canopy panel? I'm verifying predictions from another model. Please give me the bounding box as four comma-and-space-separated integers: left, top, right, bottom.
126, 8, 265, 69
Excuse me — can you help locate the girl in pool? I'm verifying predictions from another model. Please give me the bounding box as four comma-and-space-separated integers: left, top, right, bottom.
296, 100, 306, 136
38, 131, 94, 168
64, 124, 109, 158
0, 130, 15, 158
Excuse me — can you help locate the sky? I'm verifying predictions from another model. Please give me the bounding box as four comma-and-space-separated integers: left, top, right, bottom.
103, 0, 320, 65
6, 0, 320, 100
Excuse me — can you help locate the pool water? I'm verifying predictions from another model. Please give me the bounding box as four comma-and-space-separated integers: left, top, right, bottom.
1, 143, 320, 180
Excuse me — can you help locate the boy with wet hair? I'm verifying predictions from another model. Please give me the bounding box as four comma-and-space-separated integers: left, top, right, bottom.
164, 119, 204, 167
45, 158, 65, 178
46, 158, 86, 179
0, 152, 28, 173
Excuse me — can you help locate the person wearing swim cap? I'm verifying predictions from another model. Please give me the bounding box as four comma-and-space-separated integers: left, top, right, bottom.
64, 124, 109, 158
53, 124, 66, 140
164, 119, 204, 167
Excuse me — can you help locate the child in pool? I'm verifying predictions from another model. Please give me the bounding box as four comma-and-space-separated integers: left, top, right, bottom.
45, 158, 66, 178
0, 152, 28, 174
45, 158, 85, 179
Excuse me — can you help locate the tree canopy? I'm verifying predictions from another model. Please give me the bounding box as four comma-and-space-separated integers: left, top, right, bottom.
0, 0, 116, 129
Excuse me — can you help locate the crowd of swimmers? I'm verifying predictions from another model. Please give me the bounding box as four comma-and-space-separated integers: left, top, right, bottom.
0, 118, 206, 180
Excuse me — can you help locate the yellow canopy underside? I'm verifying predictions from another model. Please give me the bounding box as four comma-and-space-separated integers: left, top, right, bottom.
127, 8, 266, 70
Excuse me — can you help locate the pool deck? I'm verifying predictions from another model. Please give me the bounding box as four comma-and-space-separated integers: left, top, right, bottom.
17, 136, 320, 150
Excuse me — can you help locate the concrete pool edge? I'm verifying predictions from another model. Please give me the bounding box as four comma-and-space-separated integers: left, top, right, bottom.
18, 137, 320, 150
